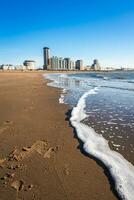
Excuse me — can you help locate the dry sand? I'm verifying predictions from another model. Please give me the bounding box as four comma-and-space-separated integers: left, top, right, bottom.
0, 72, 118, 200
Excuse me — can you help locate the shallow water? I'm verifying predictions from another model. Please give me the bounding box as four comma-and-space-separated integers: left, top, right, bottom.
46, 72, 134, 164
45, 71, 134, 200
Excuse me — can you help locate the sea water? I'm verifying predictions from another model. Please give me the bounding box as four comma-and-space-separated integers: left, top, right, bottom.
44, 71, 134, 200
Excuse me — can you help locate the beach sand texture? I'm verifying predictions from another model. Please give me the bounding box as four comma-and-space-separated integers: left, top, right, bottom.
0, 72, 117, 200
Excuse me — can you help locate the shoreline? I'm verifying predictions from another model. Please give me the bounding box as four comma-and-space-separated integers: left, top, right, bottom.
0, 72, 117, 200
0, 69, 134, 74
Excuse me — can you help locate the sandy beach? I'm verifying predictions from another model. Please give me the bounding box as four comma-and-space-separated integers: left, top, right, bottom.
0, 72, 118, 200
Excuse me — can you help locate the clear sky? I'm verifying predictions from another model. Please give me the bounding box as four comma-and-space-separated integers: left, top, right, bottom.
0, 0, 134, 68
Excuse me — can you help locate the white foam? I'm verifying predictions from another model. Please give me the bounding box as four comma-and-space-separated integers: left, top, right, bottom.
59, 89, 68, 104
107, 121, 117, 125
59, 74, 68, 78
112, 144, 121, 147
70, 88, 134, 200
59, 94, 65, 104
117, 136, 123, 138
63, 88, 67, 94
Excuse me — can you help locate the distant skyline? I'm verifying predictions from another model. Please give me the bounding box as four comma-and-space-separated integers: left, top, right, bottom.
0, 0, 134, 68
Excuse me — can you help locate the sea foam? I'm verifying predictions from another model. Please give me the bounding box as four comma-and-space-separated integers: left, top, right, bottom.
59, 89, 67, 104
59, 94, 65, 104
70, 88, 134, 200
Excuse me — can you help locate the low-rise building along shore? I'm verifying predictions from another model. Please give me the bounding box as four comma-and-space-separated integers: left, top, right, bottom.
0, 60, 36, 71
23, 60, 36, 70
0, 64, 15, 70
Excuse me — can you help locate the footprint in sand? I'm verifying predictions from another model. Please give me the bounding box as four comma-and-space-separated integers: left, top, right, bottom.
8, 140, 58, 162
0, 158, 6, 168
4, 120, 13, 125
0, 120, 13, 134
0, 166, 33, 192
11, 180, 34, 193
11, 180, 24, 191
64, 164, 70, 176
1, 172, 15, 186
0, 140, 57, 193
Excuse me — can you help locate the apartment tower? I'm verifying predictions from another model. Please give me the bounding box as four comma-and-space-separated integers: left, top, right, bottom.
43, 47, 50, 70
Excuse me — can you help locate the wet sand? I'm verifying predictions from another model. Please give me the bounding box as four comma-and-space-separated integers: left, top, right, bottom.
0, 72, 117, 200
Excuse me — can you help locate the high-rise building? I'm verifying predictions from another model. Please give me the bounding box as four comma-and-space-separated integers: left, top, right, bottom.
91, 59, 101, 71
50, 57, 54, 70
70, 60, 75, 70
64, 58, 71, 70
62, 59, 67, 70
51, 56, 59, 70
43, 47, 50, 70
75, 60, 84, 70
59, 57, 63, 70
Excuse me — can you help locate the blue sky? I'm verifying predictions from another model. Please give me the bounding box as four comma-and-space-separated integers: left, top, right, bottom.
0, 0, 134, 68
